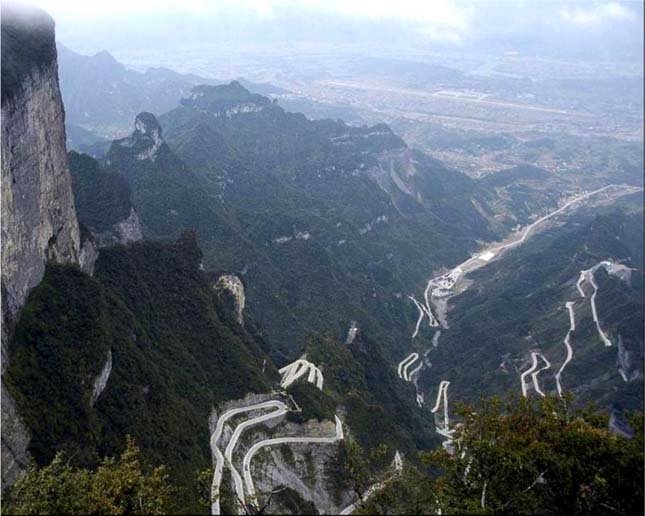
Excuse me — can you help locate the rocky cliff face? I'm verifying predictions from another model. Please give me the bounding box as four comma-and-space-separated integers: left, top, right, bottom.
1, 4, 81, 328
1, 3, 82, 488
215, 274, 246, 325
68, 151, 143, 249
250, 419, 350, 513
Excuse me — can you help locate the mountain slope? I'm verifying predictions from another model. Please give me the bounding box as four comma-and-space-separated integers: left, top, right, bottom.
4, 233, 276, 507
145, 82, 502, 360
423, 209, 644, 411
68, 151, 143, 248
57, 44, 213, 139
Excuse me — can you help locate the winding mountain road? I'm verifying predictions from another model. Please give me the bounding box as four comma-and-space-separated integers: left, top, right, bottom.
210, 400, 288, 515
531, 353, 551, 396
210, 358, 338, 514
520, 352, 550, 397
397, 353, 420, 380
520, 353, 539, 397
409, 184, 638, 340
431, 380, 451, 428
242, 416, 344, 506
555, 301, 576, 396
279, 358, 324, 390
588, 267, 613, 347
409, 295, 439, 339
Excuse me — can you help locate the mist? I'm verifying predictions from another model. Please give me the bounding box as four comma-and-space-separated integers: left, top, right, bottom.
17, 0, 642, 65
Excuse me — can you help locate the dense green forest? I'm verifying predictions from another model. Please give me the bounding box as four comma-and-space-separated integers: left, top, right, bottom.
5, 234, 275, 510
6, 397, 642, 515
352, 396, 644, 515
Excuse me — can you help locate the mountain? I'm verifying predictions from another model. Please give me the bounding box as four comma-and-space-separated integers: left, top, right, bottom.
93, 82, 510, 366
152, 82, 503, 359
66, 123, 110, 158
3, 4, 642, 514
56, 45, 291, 147
2, 11, 436, 511
423, 208, 644, 412
4, 233, 276, 509
56, 44, 216, 140
1, 4, 87, 487
68, 151, 143, 250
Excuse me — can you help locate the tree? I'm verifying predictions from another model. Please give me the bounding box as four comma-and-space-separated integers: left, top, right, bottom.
421, 396, 644, 515
6, 436, 177, 515
340, 440, 390, 504
344, 396, 643, 515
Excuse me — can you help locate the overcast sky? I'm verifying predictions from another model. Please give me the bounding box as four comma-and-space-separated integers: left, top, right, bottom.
10, 0, 644, 61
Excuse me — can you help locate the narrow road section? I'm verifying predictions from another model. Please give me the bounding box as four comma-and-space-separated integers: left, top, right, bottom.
520, 352, 550, 397
397, 352, 425, 406
555, 301, 576, 396
242, 416, 344, 507
279, 358, 324, 390
210, 401, 288, 515
398, 353, 420, 381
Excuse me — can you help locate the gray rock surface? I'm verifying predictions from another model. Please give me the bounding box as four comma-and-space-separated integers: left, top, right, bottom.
1, 6, 81, 324
79, 237, 99, 275
249, 419, 350, 514
215, 274, 246, 325
1, 388, 31, 488
1, 3, 83, 489
92, 207, 143, 248
90, 349, 113, 406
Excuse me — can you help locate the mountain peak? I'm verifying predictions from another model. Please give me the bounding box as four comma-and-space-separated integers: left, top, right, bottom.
108, 112, 165, 163
92, 49, 119, 65
181, 82, 271, 114
134, 112, 162, 139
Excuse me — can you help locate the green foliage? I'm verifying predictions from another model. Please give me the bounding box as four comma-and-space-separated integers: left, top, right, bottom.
427, 210, 644, 410
143, 83, 499, 363
422, 397, 643, 515
5, 437, 176, 515
356, 465, 438, 515
5, 264, 109, 465
304, 333, 436, 456
286, 381, 337, 424
195, 467, 214, 512
68, 151, 133, 232
6, 235, 275, 510
344, 396, 644, 515
338, 439, 390, 501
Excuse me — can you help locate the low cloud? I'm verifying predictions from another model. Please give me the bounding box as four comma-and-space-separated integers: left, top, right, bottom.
17, 0, 472, 43
560, 1, 636, 26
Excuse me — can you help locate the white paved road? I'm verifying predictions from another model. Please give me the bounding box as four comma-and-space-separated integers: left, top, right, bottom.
409, 184, 638, 340
555, 301, 576, 396
210, 400, 288, 515
521, 352, 550, 397
279, 358, 324, 390
530, 353, 551, 397
242, 416, 344, 506
588, 267, 613, 347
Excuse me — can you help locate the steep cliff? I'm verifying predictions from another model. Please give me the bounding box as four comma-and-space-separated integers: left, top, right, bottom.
1, 4, 81, 329
1, 3, 82, 489
68, 151, 143, 248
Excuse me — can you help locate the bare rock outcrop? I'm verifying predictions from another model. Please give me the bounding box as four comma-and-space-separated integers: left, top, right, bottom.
1, 3, 84, 489
215, 274, 246, 325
